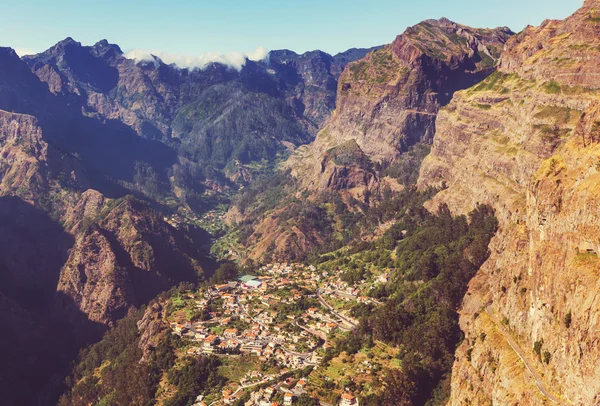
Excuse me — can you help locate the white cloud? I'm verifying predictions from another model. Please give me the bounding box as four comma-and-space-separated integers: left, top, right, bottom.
123, 47, 269, 71
14, 48, 37, 57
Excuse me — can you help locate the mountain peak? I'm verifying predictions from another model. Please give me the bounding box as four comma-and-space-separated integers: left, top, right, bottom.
92, 39, 123, 56
423, 17, 457, 27
57, 37, 80, 47
0, 47, 19, 60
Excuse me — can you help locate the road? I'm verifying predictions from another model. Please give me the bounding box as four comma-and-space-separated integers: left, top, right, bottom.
317, 290, 358, 329
486, 305, 566, 405
237, 298, 319, 360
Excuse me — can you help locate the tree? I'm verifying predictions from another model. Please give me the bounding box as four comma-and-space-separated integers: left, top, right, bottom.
378, 369, 417, 406
297, 394, 320, 406
564, 310, 572, 329
211, 263, 239, 284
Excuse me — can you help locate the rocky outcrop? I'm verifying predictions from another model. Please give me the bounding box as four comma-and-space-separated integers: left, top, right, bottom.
419, 1, 600, 404
287, 19, 513, 191
231, 19, 513, 262
23, 40, 379, 195
58, 195, 207, 326
137, 301, 169, 362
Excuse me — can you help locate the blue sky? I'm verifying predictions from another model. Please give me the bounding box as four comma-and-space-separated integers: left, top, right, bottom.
0, 0, 582, 57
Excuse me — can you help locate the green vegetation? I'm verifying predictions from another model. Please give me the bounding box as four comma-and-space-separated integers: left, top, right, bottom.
376, 143, 432, 186
59, 287, 228, 406
315, 203, 498, 405
59, 308, 162, 406
165, 357, 226, 406
543, 81, 562, 94
565, 310, 572, 329
543, 351, 551, 365
534, 339, 544, 358
174, 83, 310, 170
348, 47, 405, 85
327, 139, 373, 169
472, 71, 511, 92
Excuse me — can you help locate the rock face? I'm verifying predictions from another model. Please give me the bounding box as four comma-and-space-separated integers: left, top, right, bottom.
23, 41, 380, 194
0, 47, 213, 404
58, 193, 207, 327
137, 301, 169, 362
232, 19, 513, 262
288, 19, 513, 188
419, 1, 600, 404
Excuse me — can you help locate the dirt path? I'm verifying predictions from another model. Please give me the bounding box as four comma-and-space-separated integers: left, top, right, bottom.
486, 305, 566, 405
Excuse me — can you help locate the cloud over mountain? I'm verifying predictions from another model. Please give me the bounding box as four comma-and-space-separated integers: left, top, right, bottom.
123, 47, 269, 70
14, 48, 37, 57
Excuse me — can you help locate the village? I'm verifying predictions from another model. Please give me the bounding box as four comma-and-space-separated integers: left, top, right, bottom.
165, 262, 382, 406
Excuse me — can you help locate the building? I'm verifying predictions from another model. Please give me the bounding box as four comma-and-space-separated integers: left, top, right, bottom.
203, 335, 219, 352
224, 328, 239, 338
264, 387, 275, 400
340, 392, 357, 406
242, 279, 263, 290
239, 274, 259, 283
283, 393, 294, 405
215, 283, 234, 292
296, 379, 307, 391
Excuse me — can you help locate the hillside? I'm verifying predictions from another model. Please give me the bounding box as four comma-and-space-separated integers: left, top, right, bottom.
225, 18, 513, 262
23, 40, 380, 206
4, 2, 600, 405
419, 0, 600, 403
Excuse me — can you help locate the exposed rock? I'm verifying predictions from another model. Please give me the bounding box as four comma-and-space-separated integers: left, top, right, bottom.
58, 196, 208, 327
137, 301, 168, 362
22, 40, 379, 194
234, 19, 513, 262
419, 2, 600, 404
287, 19, 513, 190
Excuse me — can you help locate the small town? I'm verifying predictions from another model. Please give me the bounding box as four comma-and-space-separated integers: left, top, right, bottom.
165, 262, 387, 406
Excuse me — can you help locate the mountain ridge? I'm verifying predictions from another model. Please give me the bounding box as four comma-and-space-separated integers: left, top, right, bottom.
419, 1, 600, 403
225, 17, 514, 263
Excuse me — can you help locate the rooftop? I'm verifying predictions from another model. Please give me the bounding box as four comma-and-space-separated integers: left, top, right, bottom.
239, 274, 258, 283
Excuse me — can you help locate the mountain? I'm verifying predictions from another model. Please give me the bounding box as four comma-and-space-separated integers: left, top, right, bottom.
419, 1, 600, 404
0, 47, 212, 405
6, 3, 600, 404
0, 39, 379, 404
226, 18, 513, 262
23, 41, 381, 204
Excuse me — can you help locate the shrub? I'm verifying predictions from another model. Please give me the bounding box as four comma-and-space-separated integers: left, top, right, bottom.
565, 310, 572, 329
543, 351, 551, 365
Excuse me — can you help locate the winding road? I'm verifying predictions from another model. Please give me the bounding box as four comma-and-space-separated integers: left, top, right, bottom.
486, 305, 566, 405
317, 289, 358, 329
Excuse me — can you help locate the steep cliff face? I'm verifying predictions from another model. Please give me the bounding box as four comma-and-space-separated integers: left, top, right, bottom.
230, 19, 513, 262
58, 193, 208, 327
24, 41, 379, 195
0, 48, 217, 403
419, 1, 600, 404
288, 19, 513, 189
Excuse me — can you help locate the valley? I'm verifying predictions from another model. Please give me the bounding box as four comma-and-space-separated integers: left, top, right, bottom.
1, 1, 598, 405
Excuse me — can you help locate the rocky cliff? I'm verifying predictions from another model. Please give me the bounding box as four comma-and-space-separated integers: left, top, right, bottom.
419, 1, 600, 404
230, 19, 513, 262
58, 192, 208, 327
288, 19, 513, 188
0, 47, 216, 404
24, 41, 379, 196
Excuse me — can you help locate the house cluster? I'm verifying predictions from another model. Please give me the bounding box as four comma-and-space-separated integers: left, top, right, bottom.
245, 386, 279, 406
168, 262, 370, 406
321, 277, 360, 298
243, 377, 308, 406
169, 268, 338, 369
